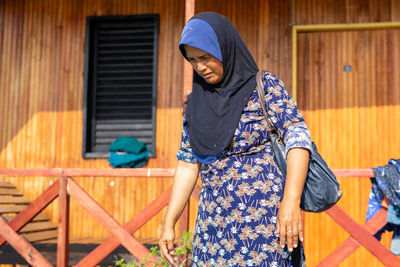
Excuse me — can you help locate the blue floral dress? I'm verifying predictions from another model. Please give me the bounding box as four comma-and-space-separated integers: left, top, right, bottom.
177, 72, 312, 266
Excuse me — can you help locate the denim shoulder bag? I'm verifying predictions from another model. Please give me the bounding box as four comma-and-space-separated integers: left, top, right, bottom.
256, 70, 342, 212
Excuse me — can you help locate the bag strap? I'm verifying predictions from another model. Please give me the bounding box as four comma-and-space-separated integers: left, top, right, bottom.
256, 70, 283, 140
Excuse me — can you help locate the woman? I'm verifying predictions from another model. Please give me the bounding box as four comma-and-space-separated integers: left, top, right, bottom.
160, 12, 312, 266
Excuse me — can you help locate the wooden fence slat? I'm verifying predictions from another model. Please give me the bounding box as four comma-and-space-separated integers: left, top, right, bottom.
0, 168, 375, 178
67, 178, 151, 262
178, 203, 189, 241
182, 0, 195, 98
0, 216, 52, 267
332, 169, 374, 177
0, 168, 374, 178
57, 175, 69, 267
318, 208, 388, 266
0, 168, 175, 177
325, 205, 400, 267
0, 168, 63, 177
77, 186, 172, 266
0, 179, 60, 247
63, 168, 175, 177
192, 184, 201, 201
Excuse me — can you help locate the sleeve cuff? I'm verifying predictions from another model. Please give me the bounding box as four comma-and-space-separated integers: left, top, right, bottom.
176, 150, 198, 163
283, 122, 313, 156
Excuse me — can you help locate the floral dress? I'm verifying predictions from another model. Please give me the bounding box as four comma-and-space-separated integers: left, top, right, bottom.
177, 72, 312, 266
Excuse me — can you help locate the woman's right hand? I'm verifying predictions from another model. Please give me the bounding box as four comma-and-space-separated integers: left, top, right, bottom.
159, 160, 200, 265
159, 226, 176, 265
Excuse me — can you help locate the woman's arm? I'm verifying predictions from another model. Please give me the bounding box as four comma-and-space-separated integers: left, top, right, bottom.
275, 147, 309, 252
159, 159, 201, 265
261, 73, 312, 251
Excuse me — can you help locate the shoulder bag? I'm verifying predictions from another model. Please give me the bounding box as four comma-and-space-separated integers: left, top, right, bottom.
256, 70, 342, 212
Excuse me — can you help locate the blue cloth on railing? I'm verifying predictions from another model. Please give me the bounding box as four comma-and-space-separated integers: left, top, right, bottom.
366, 177, 388, 239
390, 159, 400, 174
366, 159, 400, 255
108, 137, 150, 168
388, 204, 400, 226
373, 160, 400, 207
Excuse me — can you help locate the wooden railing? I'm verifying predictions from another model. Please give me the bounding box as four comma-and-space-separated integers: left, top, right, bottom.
0, 168, 176, 267
317, 169, 400, 267
0, 168, 399, 267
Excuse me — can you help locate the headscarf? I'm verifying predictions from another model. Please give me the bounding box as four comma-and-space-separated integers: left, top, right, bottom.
179, 12, 259, 157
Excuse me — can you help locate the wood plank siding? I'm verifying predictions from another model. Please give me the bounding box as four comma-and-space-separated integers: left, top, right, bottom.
1, 0, 400, 266
291, 1, 400, 265
0, 0, 185, 244
298, 28, 400, 267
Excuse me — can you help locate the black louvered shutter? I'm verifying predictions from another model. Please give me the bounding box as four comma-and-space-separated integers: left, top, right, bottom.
83, 15, 158, 158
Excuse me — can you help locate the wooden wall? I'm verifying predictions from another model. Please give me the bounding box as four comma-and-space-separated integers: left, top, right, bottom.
291, 0, 400, 24
196, 0, 293, 90
1, 0, 400, 266
291, 1, 400, 266
298, 28, 400, 267
196, 0, 400, 266
0, 0, 185, 242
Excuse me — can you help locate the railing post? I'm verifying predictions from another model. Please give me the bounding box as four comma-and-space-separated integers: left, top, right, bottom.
57, 175, 70, 267
178, 202, 190, 239
182, 0, 195, 99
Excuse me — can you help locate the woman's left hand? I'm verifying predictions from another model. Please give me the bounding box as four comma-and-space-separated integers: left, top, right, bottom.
276, 147, 309, 252
275, 198, 303, 252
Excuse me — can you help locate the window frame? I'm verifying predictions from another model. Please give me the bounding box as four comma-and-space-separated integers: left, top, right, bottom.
82, 14, 159, 159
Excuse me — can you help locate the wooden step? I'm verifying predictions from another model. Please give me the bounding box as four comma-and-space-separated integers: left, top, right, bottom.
0, 188, 23, 196
0, 197, 31, 204
0, 181, 17, 188
22, 230, 58, 242
2, 213, 50, 222
19, 221, 57, 233
0, 181, 58, 243
0, 205, 27, 214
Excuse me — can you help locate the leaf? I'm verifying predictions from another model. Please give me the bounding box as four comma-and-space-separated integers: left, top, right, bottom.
115, 258, 124, 266
150, 245, 160, 256
114, 231, 194, 267
176, 247, 188, 255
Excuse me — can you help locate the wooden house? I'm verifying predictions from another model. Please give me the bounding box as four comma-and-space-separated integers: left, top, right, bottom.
0, 0, 399, 266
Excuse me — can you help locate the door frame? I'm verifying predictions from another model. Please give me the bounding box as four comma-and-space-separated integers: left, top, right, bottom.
291, 21, 400, 103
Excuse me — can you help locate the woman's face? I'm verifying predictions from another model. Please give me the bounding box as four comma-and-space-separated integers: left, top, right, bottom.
184, 45, 223, 84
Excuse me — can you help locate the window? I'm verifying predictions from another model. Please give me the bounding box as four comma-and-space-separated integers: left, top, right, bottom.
83, 15, 159, 158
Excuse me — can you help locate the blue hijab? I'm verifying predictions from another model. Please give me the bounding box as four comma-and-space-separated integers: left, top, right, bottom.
179, 12, 259, 159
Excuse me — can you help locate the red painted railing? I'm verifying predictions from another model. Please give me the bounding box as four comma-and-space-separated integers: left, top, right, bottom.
317, 170, 399, 266
0, 168, 398, 267
0, 168, 175, 266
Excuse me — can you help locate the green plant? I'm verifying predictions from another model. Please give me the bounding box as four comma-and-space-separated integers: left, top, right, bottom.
115, 258, 140, 267
115, 231, 193, 267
